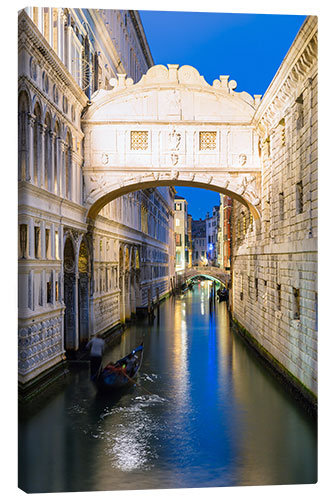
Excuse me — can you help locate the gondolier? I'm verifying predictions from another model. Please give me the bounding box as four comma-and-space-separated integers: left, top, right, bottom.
86, 333, 105, 379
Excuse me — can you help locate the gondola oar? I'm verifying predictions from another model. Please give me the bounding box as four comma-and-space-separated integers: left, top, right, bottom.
121, 370, 155, 396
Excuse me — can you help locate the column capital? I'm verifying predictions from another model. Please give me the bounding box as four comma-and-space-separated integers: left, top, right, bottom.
38, 122, 47, 134
27, 112, 36, 126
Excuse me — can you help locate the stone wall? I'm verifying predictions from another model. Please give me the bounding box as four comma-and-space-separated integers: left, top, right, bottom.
231, 17, 318, 398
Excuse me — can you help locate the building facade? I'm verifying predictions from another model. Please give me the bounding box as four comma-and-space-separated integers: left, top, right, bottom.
18, 8, 175, 387
206, 206, 220, 265
219, 194, 233, 271
192, 219, 207, 266
174, 195, 189, 272
231, 17, 317, 399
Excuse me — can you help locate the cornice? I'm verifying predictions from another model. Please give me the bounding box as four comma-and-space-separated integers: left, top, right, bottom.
87, 9, 126, 77
129, 10, 154, 68
18, 10, 88, 109
253, 16, 318, 132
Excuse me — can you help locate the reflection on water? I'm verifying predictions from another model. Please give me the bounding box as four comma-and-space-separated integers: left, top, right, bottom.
19, 281, 317, 493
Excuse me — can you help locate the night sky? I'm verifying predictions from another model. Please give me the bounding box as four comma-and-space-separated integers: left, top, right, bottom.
139, 10, 306, 220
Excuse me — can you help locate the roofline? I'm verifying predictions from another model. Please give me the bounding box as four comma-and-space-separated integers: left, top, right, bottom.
253, 15, 317, 126
129, 10, 154, 68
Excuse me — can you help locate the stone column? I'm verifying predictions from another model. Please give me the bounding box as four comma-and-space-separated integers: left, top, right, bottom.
27, 113, 35, 183
68, 147, 73, 201
74, 269, 79, 350
50, 131, 56, 193
39, 122, 46, 188
41, 220, 46, 260
59, 139, 66, 198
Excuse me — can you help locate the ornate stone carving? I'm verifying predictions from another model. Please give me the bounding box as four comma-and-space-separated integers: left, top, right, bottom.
242, 175, 261, 205
171, 153, 179, 166
101, 153, 109, 165
239, 153, 247, 166
170, 170, 179, 180
169, 127, 181, 151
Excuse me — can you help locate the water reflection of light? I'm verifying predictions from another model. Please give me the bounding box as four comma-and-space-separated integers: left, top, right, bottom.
98, 398, 163, 472
173, 300, 190, 403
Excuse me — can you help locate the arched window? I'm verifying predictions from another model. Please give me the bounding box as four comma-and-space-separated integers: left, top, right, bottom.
33, 103, 42, 186
44, 113, 52, 190
18, 91, 29, 182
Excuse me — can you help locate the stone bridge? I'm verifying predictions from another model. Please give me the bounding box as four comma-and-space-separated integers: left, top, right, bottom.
81, 64, 263, 222
176, 266, 231, 288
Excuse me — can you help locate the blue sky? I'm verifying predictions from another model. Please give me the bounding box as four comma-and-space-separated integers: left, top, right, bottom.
139, 10, 306, 219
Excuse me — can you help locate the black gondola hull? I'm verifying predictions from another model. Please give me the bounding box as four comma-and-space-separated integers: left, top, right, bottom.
92, 343, 144, 391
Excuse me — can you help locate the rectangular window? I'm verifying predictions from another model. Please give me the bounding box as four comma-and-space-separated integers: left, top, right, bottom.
52, 8, 58, 53
255, 278, 258, 301
45, 228, 50, 259
279, 192, 284, 220
131, 131, 148, 150
19, 224, 28, 259
47, 281, 52, 303
296, 181, 303, 214
175, 233, 182, 246
43, 8, 50, 42
175, 202, 182, 211
55, 231, 59, 259
175, 218, 180, 226
34, 226, 41, 259
296, 93, 304, 130
55, 281, 59, 301
277, 283, 281, 311
293, 287, 300, 319
199, 131, 217, 151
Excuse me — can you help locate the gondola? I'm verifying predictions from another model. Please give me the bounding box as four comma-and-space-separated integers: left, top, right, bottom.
92, 343, 144, 391
217, 288, 229, 302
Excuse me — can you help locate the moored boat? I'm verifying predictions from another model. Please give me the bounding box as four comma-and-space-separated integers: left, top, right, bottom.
92, 343, 144, 391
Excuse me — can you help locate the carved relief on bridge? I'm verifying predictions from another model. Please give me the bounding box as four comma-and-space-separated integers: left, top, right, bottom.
84, 169, 261, 219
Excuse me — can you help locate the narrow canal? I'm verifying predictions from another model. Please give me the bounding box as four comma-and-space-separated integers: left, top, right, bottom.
18, 281, 317, 493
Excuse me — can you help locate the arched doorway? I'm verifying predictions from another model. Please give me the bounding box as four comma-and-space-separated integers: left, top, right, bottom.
119, 246, 125, 322
124, 246, 131, 320
130, 248, 139, 315
78, 239, 90, 346
63, 237, 76, 351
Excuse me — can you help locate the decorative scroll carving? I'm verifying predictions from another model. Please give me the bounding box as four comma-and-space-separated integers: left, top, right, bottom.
238, 153, 247, 166
169, 128, 181, 151
101, 153, 109, 165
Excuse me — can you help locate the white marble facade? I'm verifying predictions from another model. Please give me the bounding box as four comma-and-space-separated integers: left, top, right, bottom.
18, 8, 174, 385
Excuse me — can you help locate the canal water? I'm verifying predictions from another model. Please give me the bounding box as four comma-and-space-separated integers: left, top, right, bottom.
18, 281, 317, 493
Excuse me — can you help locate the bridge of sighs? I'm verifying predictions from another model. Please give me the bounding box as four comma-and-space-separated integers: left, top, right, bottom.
81, 64, 263, 222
